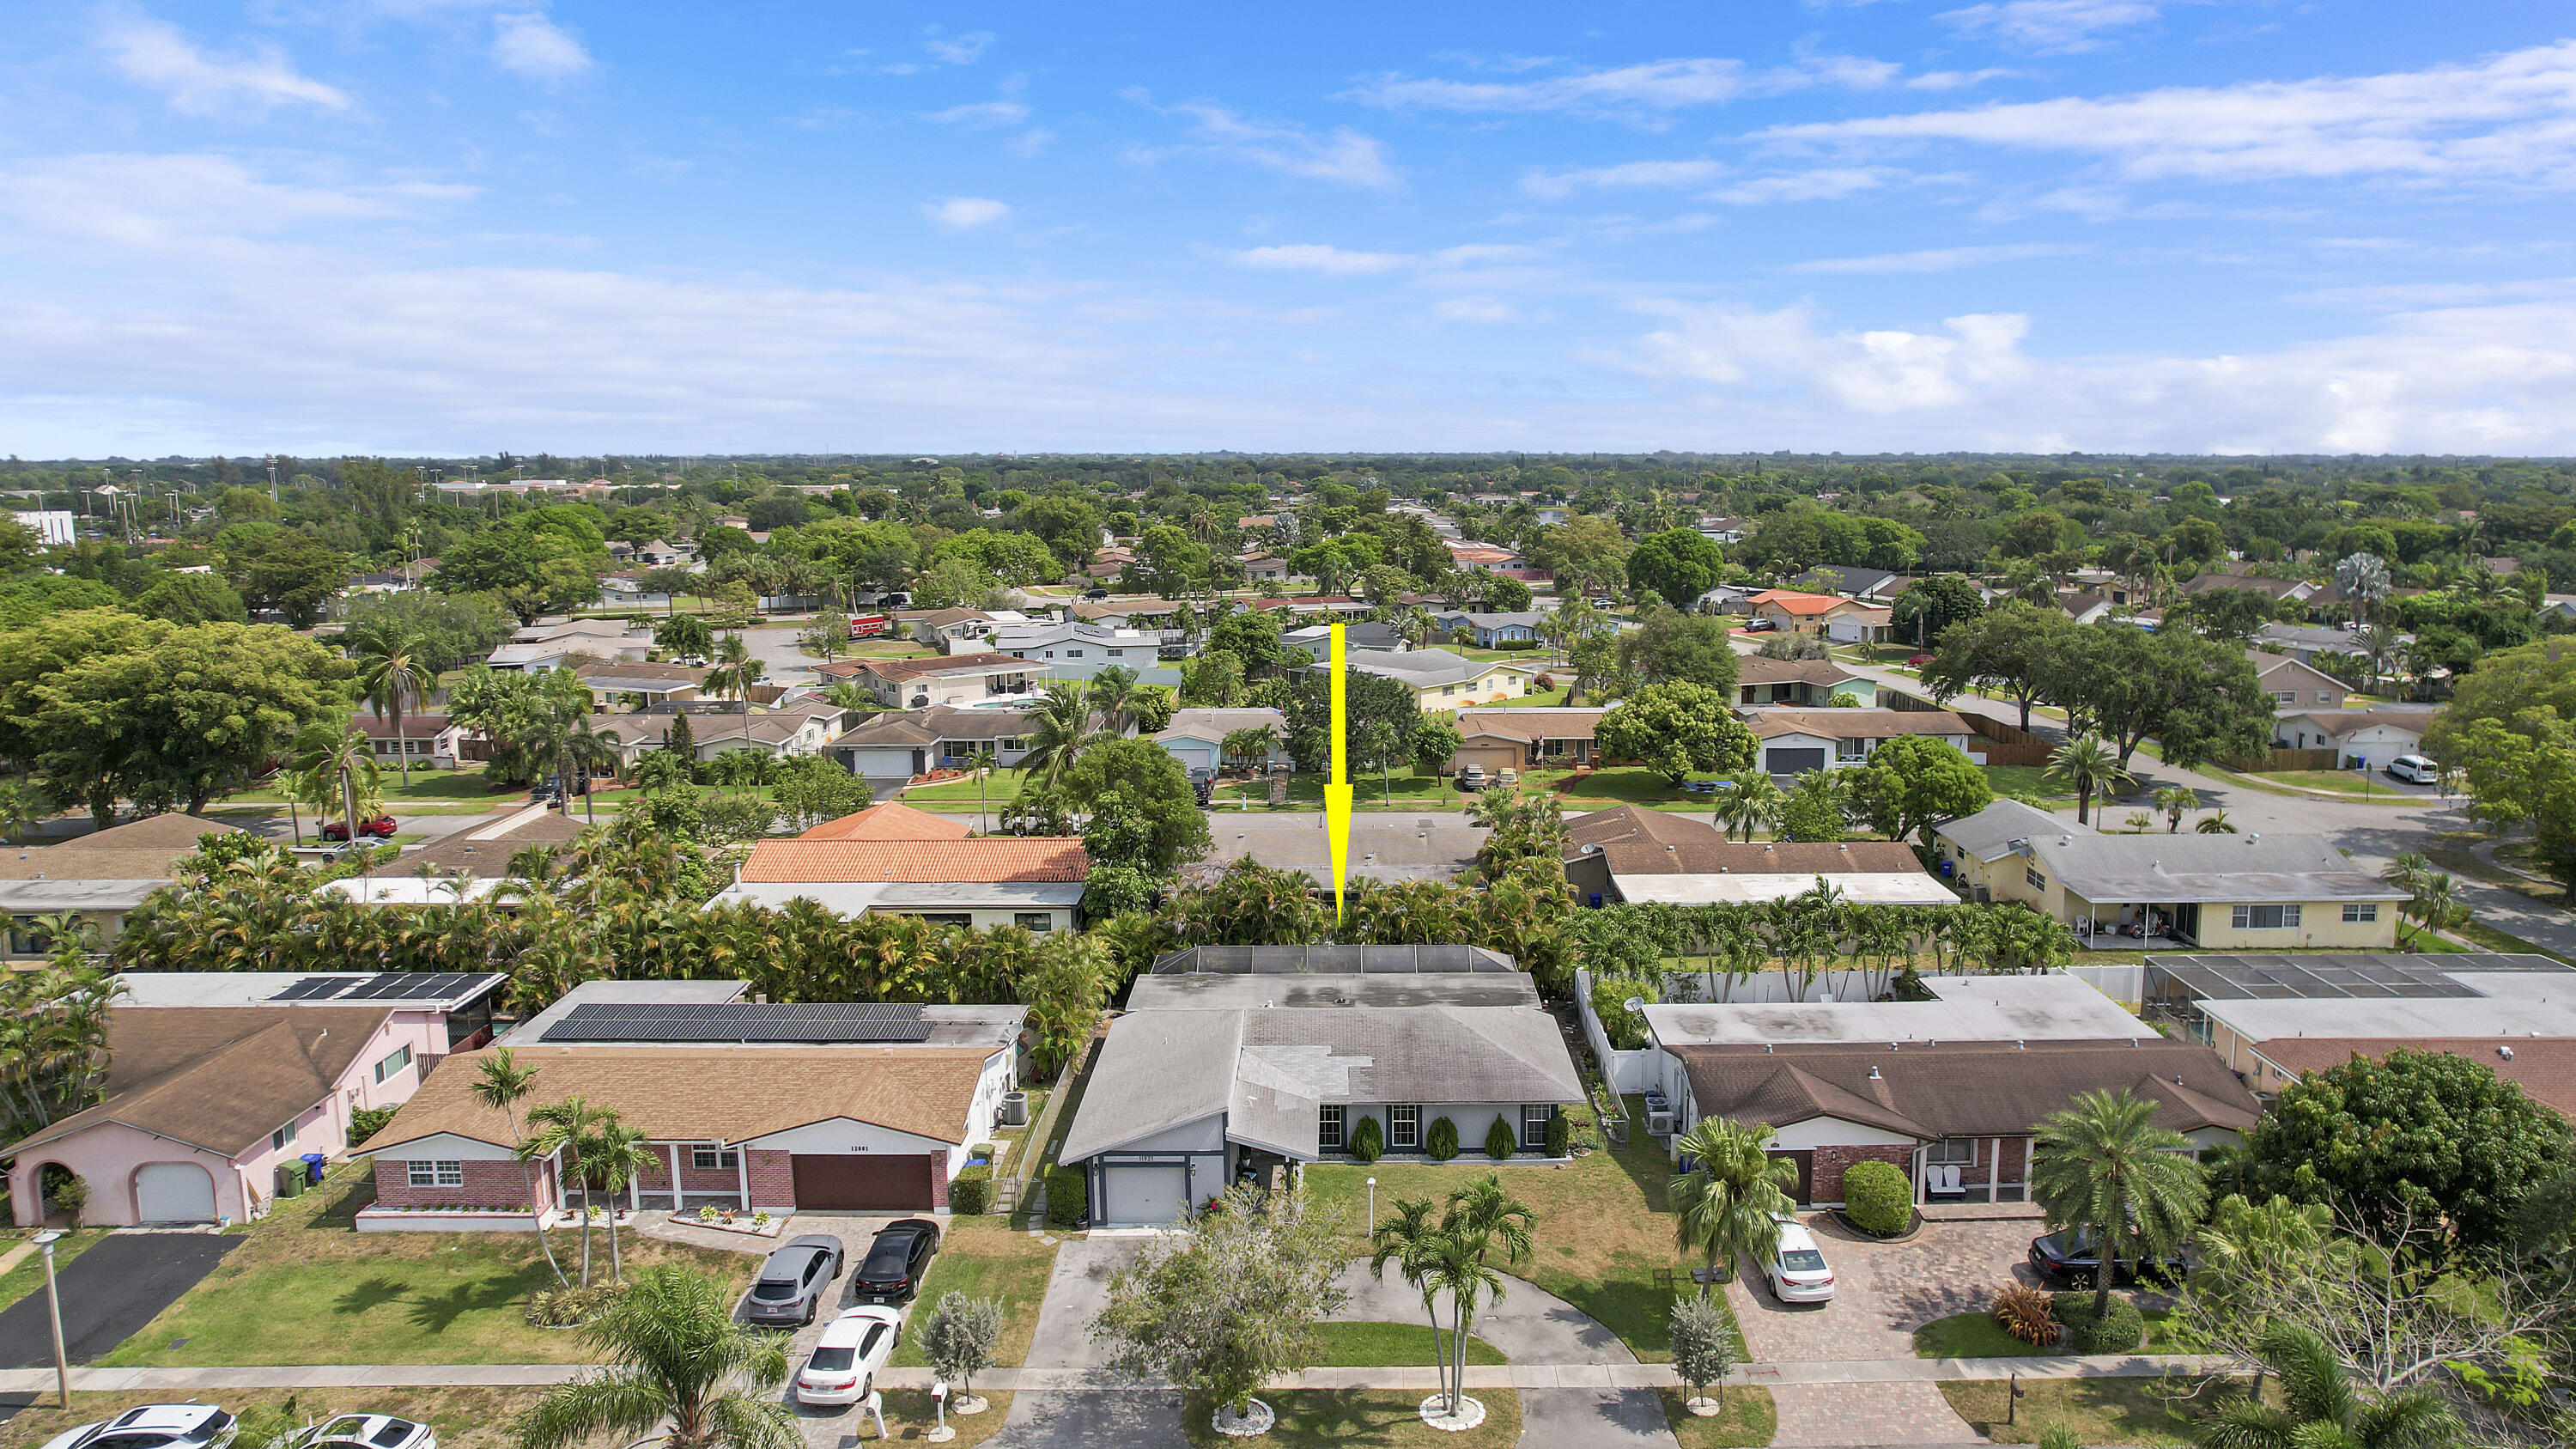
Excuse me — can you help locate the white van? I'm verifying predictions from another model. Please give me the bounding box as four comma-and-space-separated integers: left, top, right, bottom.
2385, 754, 2440, 785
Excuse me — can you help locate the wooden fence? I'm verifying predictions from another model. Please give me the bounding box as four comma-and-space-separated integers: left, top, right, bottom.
1881, 686, 2057, 766
2222, 746, 2339, 773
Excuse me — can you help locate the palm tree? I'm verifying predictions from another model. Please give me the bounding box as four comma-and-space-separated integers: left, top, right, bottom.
2030, 1088, 2209, 1321
353, 625, 439, 783
1668, 1117, 1799, 1295
2196, 808, 2239, 834
2195, 1320, 2456, 1449
965, 747, 999, 831
2154, 785, 2196, 834
513, 1266, 798, 1449
2045, 735, 2130, 826
1086, 666, 1139, 734
526, 1096, 607, 1286
1714, 773, 1785, 842
471, 1049, 568, 1288
587, 1115, 662, 1284
0, 780, 40, 846
1368, 1197, 1455, 1407
1420, 1227, 1505, 1419
290, 721, 380, 841
1018, 682, 1098, 787
554, 720, 620, 825
2333, 551, 2391, 630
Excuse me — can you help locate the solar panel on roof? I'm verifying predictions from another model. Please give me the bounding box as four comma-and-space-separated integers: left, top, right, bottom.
540, 1001, 934, 1044
269, 977, 351, 1001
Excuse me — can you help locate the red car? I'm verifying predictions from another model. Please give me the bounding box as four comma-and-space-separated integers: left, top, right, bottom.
1907, 654, 1935, 667
321, 815, 398, 841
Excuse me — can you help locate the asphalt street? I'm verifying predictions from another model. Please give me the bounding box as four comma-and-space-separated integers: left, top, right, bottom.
0, 1233, 240, 1369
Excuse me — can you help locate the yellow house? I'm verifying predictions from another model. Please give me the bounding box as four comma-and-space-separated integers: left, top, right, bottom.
1931, 799, 2403, 950
1336, 648, 1528, 709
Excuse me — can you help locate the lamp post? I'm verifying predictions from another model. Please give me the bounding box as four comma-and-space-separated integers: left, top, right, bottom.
33, 1229, 69, 1408
1366, 1177, 1376, 1236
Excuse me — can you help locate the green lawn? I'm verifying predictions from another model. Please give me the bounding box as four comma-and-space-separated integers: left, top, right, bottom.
2257, 770, 2417, 799
1913, 1311, 2044, 1358
222, 764, 526, 806
902, 769, 1034, 807
1658, 1385, 1778, 1449
1939, 1375, 2237, 1446
1181, 1390, 1521, 1449
0, 1388, 554, 1449
1980, 765, 2074, 803
1308, 1096, 1725, 1364
888, 1220, 1061, 1368
94, 1159, 756, 1367
1470, 686, 1576, 708
0, 1228, 111, 1312
2422, 846, 2572, 912
1309, 1321, 1504, 1367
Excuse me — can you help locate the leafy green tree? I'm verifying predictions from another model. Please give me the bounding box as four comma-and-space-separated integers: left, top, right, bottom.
1128, 525, 1212, 596
1282, 667, 1420, 777
1625, 527, 1726, 609
1413, 717, 1463, 775
655, 612, 714, 661
2426, 639, 2576, 895
1206, 608, 1285, 675
1595, 683, 1754, 783
2178, 588, 2280, 645
1922, 602, 2078, 732
1887, 573, 1984, 651
1670, 1295, 1738, 1410
2193, 1320, 2457, 1449
1180, 648, 1246, 706
339, 590, 515, 665
1012, 494, 1104, 569
1845, 735, 1992, 846
2053, 624, 2273, 770
1618, 606, 1741, 690
513, 1266, 797, 1449
233, 531, 353, 627
929, 530, 1061, 588
433, 521, 608, 623
1777, 770, 1848, 843
2241, 1046, 2572, 1253
131, 573, 247, 625
1061, 737, 1211, 874
920, 1292, 1005, 1403
2031, 1088, 2209, 1319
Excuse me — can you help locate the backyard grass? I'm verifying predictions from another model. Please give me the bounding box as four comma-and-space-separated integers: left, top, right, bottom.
1656, 1385, 1779, 1449
1181, 1389, 1521, 1449
1939, 1375, 2239, 1446
887, 1221, 1060, 1368
93, 1158, 756, 1367
0, 1227, 111, 1311
0, 1389, 556, 1449
1309, 1096, 1710, 1363
1979, 765, 2074, 803
1309, 1321, 1504, 1367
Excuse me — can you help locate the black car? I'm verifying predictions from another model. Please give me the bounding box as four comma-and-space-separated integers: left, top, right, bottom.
2028, 1227, 2185, 1286
744, 1233, 845, 1326
850, 1218, 942, 1304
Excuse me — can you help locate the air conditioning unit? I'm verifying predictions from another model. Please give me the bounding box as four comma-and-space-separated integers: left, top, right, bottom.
1646, 1108, 1675, 1136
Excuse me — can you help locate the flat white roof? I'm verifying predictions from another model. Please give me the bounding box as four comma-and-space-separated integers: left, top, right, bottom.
1647, 973, 2154, 1047
1613, 872, 1959, 906
2201, 993, 2576, 1044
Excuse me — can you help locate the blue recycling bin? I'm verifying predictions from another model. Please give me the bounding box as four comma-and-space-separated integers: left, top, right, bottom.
300, 1152, 327, 1184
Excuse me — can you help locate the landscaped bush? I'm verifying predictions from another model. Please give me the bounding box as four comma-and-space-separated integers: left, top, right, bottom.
1491, 638, 1540, 651
1841, 1160, 1913, 1237
1426, 1116, 1461, 1161
1544, 1111, 1570, 1158
1484, 1116, 1517, 1160
2050, 1292, 2144, 1354
1349, 1114, 1384, 1163
1992, 1282, 2058, 1346
348, 1105, 398, 1148
949, 1166, 992, 1216
524, 1283, 624, 1327
1044, 1166, 1087, 1228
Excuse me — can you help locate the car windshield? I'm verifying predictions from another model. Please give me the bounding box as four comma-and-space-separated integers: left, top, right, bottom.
1780, 1249, 1828, 1272
751, 1279, 800, 1300
367, 1422, 413, 1448
863, 1239, 916, 1272
808, 1346, 856, 1372
186, 1415, 234, 1446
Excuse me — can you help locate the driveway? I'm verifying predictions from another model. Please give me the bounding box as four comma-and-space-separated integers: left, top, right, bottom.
740, 1215, 939, 1449
0, 1233, 240, 1368
986, 1237, 1183, 1449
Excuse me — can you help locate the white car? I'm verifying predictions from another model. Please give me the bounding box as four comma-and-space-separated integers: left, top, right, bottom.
794, 1305, 905, 1405
41, 1405, 239, 1449
290, 1416, 437, 1449
1766, 1221, 1837, 1303
2385, 754, 2440, 785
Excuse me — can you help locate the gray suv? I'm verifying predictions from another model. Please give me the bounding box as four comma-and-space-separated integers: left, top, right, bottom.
744, 1234, 844, 1327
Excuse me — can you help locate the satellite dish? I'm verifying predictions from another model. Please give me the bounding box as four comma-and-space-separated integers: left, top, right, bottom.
1623, 996, 1647, 1014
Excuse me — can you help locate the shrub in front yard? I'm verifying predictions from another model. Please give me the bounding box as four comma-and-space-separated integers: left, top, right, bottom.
348, 1106, 398, 1148
949, 1166, 991, 1216
1349, 1114, 1383, 1163
1842, 1160, 1912, 1237
2050, 1291, 2143, 1354
1426, 1116, 1461, 1161
1484, 1117, 1517, 1160
1044, 1166, 1087, 1228
1992, 1282, 2058, 1346
1545, 1111, 1570, 1158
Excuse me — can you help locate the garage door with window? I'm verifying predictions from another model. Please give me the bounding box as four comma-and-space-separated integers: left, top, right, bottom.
1099, 1163, 1188, 1225
1765, 746, 1827, 774
789, 1154, 934, 1210
136, 1162, 218, 1222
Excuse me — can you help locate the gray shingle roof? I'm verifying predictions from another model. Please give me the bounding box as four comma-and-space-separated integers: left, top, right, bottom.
1938, 799, 2403, 905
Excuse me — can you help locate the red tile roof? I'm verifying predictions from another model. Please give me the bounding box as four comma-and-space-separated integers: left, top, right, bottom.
797, 803, 974, 842
1750, 590, 1845, 615
739, 838, 1090, 883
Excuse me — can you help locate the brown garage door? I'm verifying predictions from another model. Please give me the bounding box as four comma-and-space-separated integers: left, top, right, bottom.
791, 1154, 936, 1210
1454, 744, 1522, 774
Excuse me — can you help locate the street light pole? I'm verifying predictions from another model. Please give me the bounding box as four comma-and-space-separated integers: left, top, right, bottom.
34, 1230, 69, 1409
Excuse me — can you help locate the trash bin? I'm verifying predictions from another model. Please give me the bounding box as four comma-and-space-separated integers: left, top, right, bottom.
300, 1152, 328, 1184
275, 1163, 306, 1198
1000, 1091, 1029, 1127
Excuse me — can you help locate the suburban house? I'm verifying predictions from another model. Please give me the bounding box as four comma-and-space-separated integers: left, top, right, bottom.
1564, 807, 1954, 909
1784, 564, 1904, 600
902, 608, 1002, 648
1735, 656, 1875, 709
575, 661, 712, 709
1449, 708, 1607, 774
794, 801, 973, 842
1747, 590, 1844, 633
1432, 611, 1546, 648
1153, 708, 1293, 775
1747, 709, 1981, 775
1934, 798, 2405, 949
1283, 621, 1403, 655
2249, 651, 2349, 710
1, 814, 239, 959
586, 704, 842, 768
1448, 544, 1546, 580
855, 653, 1047, 709
2181, 572, 2317, 606
831, 705, 1034, 786
981, 618, 1180, 685
1060, 946, 1584, 1226
2272, 704, 2443, 769
1696, 516, 1750, 545
2255, 623, 2382, 667
8, 970, 507, 1227
351, 711, 467, 769
1329, 648, 1528, 709
348, 803, 585, 899
1694, 583, 1759, 616
1660, 1032, 2258, 1207
485, 618, 653, 671
361, 980, 1023, 1225
1241, 555, 1291, 585
713, 835, 1090, 932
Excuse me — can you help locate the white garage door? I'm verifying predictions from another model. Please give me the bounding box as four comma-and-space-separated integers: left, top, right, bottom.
1099, 1165, 1188, 1226
135, 1162, 217, 1222
1166, 744, 1218, 773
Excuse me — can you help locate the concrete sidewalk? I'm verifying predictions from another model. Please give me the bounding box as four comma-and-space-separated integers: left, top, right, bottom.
0, 1351, 2224, 1396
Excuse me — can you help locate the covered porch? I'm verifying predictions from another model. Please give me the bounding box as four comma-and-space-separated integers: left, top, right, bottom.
1911, 1135, 2032, 1206
2072, 893, 2202, 951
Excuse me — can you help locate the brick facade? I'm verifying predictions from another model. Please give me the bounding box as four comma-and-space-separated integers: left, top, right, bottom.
372, 1157, 536, 1210
1811, 1143, 1914, 1206
930, 1165, 949, 1209
747, 1149, 796, 1211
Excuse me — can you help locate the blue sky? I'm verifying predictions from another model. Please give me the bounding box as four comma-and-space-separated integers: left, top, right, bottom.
5, 2, 2576, 457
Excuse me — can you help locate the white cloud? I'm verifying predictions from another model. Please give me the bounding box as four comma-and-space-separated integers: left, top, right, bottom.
1790, 241, 2083, 273
1630, 302, 2032, 411
924, 100, 1030, 128
1131, 100, 1400, 191
1937, 1, 2162, 54
1005, 127, 1057, 158
1230, 244, 1407, 275
1708, 168, 1894, 204
0, 154, 471, 250
102, 15, 350, 115
920, 197, 1010, 230
923, 30, 993, 65
1521, 159, 1727, 198
1759, 41, 2576, 186
1347, 53, 1941, 122
491, 13, 593, 81
1432, 296, 1521, 322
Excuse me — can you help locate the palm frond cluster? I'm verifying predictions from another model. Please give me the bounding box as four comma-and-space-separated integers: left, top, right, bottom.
0, 943, 122, 1139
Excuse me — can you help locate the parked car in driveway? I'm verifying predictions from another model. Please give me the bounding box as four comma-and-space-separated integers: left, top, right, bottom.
41, 1404, 239, 1449
319, 815, 397, 841
289, 1415, 435, 1449
2028, 1226, 2184, 1286
850, 1218, 942, 1304
1766, 1219, 1836, 1303
2385, 753, 2440, 785
1455, 764, 1487, 793
744, 1234, 845, 1326
795, 1305, 905, 1404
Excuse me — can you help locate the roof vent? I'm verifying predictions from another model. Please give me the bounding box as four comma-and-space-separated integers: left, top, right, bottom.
2016, 1039, 2026, 1049
1765, 1043, 1773, 1054
2129, 1037, 2138, 1046
1868, 1065, 1882, 1079
2500, 1044, 2515, 1060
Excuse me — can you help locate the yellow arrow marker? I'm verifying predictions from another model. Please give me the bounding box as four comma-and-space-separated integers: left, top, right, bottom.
1327, 621, 1352, 923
